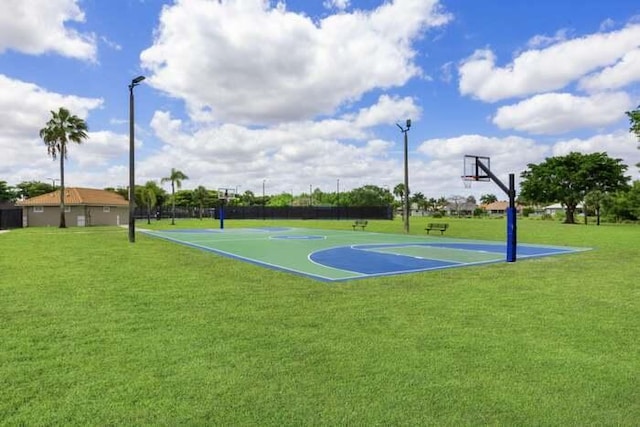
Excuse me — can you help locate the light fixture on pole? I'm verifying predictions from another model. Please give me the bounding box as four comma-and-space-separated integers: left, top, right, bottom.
396, 119, 411, 234
128, 75, 145, 243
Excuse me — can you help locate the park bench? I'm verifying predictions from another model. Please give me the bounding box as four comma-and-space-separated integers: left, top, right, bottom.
425, 223, 449, 235
352, 220, 368, 230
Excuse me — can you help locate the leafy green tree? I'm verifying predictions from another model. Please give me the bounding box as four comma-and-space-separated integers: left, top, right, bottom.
235, 190, 254, 206
173, 190, 194, 208
193, 186, 209, 219
626, 105, 640, 170
346, 185, 393, 207
602, 189, 635, 222
602, 181, 640, 222
39, 107, 89, 228
16, 181, 54, 199
105, 187, 129, 200
161, 168, 189, 225
520, 152, 629, 224
584, 189, 608, 226
267, 193, 293, 207
0, 181, 17, 203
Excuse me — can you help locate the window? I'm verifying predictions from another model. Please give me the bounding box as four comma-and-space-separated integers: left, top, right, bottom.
103, 206, 111, 213
64, 206, 71, 213
33, 206, 43, 213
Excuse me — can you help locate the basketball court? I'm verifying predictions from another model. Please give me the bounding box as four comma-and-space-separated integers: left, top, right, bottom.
141, 227, 589, 282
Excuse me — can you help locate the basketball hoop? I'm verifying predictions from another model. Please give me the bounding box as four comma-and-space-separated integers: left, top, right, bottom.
461, 176, 475, 189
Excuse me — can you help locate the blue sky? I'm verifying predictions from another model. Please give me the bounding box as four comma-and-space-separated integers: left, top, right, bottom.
1, 0, 639, 200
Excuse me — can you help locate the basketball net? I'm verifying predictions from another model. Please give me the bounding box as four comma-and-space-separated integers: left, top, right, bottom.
461, 176, 475, 189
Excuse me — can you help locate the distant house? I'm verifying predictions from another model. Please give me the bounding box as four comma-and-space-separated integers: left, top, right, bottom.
543, 202, 583, 215
16, 188, 129, 227
444, 201, 477, 216
481, 201, 524, 216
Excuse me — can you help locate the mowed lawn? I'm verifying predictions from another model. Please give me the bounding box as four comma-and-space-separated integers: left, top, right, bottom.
1, 218, 638, 425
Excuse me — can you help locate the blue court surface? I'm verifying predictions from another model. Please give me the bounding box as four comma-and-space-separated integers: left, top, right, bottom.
142, 227, 590, 282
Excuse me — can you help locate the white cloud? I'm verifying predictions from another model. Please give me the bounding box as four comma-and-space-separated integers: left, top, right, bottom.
75, 131, 130, 168
352, 95, 421, 128
415, 134, 549, 197
140, 0, 451, 125
526, 28, 570, 49
0, 0, 96, 61
323, 0, 350, 11
578, 48, 640, 92
492, 92, 633, 134
0, 74, 104, 184
551, 131, 640, 180
458, 24, 640, 102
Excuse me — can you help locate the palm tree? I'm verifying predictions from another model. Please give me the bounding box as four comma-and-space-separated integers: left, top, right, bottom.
393, 183, 406, 221
584, 189, 607, 226
161, 168, 188, 225
139, 181, 161, 224
39, 107, 89, 228
193, 185, 208, 220
480, 193, 498, 205
411, 191, 427, 214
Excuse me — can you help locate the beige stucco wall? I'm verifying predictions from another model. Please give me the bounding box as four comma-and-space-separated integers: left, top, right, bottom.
85, 206, 128, 226
23, 206, 129, 227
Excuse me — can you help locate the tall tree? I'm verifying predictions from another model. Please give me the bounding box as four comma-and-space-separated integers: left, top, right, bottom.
193, 185, 209, 220
138, 181, 162, 224
625, 105, 640, 170
347, 185, 393, 207
411, 192, 427, 213
0, 181, 17, 203
480, 194, 498, 205
15, 181, 54, 199
393, 183, 406, 221
39, 107, 89, 228
161, 168, 189, 225
520, 152, 629, 224
584, 189, 608, 226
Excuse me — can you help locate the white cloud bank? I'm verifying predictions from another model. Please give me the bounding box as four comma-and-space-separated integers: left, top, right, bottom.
493, 92, 633, 135
458, 23, 640, 102
140, 0, 451, 125
0, 0, 96, 61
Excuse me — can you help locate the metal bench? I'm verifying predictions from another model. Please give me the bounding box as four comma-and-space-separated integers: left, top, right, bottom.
352, 220, 368, 230
425, 223, 449, 235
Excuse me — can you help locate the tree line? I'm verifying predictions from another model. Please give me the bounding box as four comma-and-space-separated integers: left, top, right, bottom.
2, 104, 640, 225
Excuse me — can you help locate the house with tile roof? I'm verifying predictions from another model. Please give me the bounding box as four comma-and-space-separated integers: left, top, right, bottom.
16, 188, 129, 227
481, 201, 524, 216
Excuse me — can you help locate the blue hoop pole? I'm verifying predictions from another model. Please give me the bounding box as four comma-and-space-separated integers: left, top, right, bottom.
219, 202, 225, 230
506, 206, 517, 262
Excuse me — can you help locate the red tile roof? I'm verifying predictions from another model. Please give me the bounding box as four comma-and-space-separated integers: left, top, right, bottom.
17, 188, 128, 207
481, 201, 524, 211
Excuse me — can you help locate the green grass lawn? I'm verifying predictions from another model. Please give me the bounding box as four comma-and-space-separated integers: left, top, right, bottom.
1, 218, 639, 425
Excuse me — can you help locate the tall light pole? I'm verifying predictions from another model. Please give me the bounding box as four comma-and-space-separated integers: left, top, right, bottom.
396, 119, 411, 233
128, 75, 145, 243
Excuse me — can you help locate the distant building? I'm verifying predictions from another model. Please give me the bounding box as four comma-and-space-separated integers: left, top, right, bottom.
16, 187, 129, 227
444, 201, 477, 216
481, 201, 524, 216
543, 203, 584, 215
